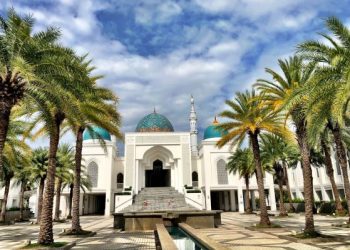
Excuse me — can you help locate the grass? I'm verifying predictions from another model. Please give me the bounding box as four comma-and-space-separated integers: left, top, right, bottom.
22, 242, 67, 249
60, 229, 94, 236
254, 223, 282, 228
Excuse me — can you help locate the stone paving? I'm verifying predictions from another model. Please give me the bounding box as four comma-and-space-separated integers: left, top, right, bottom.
199, 212, 350, 250
1, 213, 350, 249
0, 216, 156, 250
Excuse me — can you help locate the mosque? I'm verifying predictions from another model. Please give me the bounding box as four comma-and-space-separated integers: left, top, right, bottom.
57, 96, 278, 216
1, 96, 346, 219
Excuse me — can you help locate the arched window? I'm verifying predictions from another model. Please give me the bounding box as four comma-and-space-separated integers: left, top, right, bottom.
87, 161, 98, 187
192, 171, 198, 187
217, 159, 228, 185
117, 173, 124, 189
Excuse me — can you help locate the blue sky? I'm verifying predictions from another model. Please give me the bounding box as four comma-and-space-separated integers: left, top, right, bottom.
1, 0, 350, 144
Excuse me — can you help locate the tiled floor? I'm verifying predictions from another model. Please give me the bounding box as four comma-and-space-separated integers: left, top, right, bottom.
1, 213, 350, 249
198, 212, 350, 250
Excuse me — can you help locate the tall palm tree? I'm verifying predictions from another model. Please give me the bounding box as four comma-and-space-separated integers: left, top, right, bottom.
259, 134, 290, 216
30, 147, 48, 223
62, 170, 91, 219
298, 17, 350, 223
227, 148, 255, 213
67, 59, 122, 233
0, 116, 30, 222
217, 90, 292, 226
54, 144, 74, 221
319, 132, 345, 214
256, 56, 317, 233
0, 9, 69, 179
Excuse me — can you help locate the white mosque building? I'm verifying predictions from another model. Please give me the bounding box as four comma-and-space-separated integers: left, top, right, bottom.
1, 96, 349, 218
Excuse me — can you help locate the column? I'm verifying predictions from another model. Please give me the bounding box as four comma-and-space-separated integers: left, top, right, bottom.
230, 190, 236, 211
134, 160, 139, 194
238, 186, 244, 213
224, 191, 230, 211
251, 191, 256, 210
269, 186, 277, 211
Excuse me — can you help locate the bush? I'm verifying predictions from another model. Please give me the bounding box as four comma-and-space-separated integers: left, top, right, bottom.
187, 189, 201, 193
116, 192, 131, 195
124, 186, 132, 191
184, 185, 193, 189
291, 198, 304, 203
7, 207, 20, 211
319, 202, 335, 214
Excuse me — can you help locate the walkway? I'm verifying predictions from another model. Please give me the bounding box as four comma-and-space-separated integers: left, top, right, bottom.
199, 212, 350, 250
0, 216, 156, 250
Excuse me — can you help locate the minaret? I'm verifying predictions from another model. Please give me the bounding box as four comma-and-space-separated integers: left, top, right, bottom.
189, 95, 198, 155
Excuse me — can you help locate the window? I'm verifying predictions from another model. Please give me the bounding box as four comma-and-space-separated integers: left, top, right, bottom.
217, 159, 228, 185
117, 173, 124, 189
192, 171, 198, 187
87, 161, 98, 187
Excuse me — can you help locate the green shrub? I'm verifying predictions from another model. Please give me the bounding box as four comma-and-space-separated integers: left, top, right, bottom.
291, 198, 304, 203
124, 186, 132, 191
7, 207, 20, 211
116, 192, 131, 195
184, 185, 193, 189
187, 189, 201, 193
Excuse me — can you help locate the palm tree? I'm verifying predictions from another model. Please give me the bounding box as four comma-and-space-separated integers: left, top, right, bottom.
259, 134, 290, 216
256, 56, 317, 234
318, 133, 345, 214
62, 170, 91, 219
297, 17, 350, 223
217, 89, 292, 226
30, 148, 48, 223
0, 9, 68, 179
67, 59, 122, 233
13, 163, 33, 221
54, 144, 75, 221
227, 148, 255, 213
0, 116, 30, 222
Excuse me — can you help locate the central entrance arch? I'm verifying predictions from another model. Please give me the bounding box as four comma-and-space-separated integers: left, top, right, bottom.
145, 160, 170, 187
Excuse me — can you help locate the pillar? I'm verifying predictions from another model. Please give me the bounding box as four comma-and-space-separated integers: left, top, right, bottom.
230, 190, 236, 211
251, 191, 256, 210
269, 186, 277, 211
238, 186, 244, 213
224, 191, 230, 211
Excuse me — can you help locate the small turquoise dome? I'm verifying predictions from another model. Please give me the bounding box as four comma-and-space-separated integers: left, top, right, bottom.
203, 117, 228, 140
136, 110, 174, 132
83, 126, 111, 141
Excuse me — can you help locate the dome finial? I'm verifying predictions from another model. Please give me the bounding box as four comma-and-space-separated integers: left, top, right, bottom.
213, 116, 219, 124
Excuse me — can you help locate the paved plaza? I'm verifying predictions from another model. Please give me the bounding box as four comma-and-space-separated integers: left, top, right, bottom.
0, 213, 350, 249
200, 212, 350, 250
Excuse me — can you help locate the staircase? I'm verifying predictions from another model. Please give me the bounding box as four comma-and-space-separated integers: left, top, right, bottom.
120, 187, 197, 212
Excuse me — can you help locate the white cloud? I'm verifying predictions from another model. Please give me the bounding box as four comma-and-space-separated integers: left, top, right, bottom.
1, 0, 344, 147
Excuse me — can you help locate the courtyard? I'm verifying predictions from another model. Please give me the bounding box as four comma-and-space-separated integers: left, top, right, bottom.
1, 213, 350, 249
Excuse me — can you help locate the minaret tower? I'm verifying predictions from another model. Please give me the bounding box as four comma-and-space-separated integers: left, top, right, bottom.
189, 95, 198, 155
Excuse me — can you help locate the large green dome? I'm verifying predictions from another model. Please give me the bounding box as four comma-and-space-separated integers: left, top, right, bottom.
136, 111, 174, 132
203, 117, 228, 140
83, 126, 111, 141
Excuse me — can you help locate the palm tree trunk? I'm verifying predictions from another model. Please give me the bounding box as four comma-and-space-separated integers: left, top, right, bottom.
0, 177, 11, 222
37, 177, 45, 223
278, 179, 287, 216
295, 121, 315, 233
0, 108, 11, 180
71, 127, 84, 232
68, 184, 73, 218
282, 162, 295, 212
19, 181, 25, 221
320, 137, 344, 215
250, 132, 271, 226
244, 174, 252, 213
38, 112, 64, 245
54, 178, 62, 221
330, 124, 350, 223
